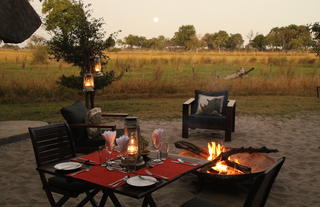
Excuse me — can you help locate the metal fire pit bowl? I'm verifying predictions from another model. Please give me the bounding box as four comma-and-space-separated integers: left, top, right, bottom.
179, 150, 276, 182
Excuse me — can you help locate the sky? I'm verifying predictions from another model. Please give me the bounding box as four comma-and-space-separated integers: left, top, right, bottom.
28, 0, 320, 44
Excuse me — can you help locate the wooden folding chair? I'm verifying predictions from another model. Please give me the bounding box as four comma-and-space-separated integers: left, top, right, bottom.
29, 122, 99, 207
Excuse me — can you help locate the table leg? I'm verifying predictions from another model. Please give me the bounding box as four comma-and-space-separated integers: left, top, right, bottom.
109, 191, 122, 207
99, 190, 122, 207
77, 189, 100, 207
98, 191, 109, 207
142, 194, 157, 207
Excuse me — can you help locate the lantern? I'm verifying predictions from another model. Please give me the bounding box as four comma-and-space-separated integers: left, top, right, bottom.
94, 56, 102, 73
124, 117, 145, 167
83, 73, 94, 91
127, 133, 138, 155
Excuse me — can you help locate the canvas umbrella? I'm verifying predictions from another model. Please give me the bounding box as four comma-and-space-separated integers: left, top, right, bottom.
0, 0, 41, 43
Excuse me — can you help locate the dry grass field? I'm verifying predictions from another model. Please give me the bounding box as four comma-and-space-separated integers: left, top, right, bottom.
1, 49, 320, 103
1, 49, 320, 121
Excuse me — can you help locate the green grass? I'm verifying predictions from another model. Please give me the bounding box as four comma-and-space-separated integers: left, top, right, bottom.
1, 96, 319, 122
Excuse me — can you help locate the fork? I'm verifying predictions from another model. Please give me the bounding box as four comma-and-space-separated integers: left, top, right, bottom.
108, 176, 129, 187
70, 166, 91, 176
144, 169, 169, 180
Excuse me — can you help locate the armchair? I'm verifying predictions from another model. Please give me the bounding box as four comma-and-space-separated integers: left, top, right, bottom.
182, 90, 236, 141
61, 101, 128, 153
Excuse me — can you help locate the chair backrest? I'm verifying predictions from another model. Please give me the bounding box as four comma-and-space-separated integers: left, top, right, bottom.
28, 122, 76, 167
192, 90, 229, 115
243, 157, 286, 207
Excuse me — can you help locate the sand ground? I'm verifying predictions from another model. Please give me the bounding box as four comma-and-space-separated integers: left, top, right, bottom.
0, 115, 319, 207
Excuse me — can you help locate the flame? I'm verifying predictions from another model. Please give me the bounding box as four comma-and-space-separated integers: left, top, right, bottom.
213, 161, 228, 172
207, 141, 243, 175
207, 141, 224, 160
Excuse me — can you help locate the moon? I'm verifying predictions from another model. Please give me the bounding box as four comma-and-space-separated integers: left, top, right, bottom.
153, 17, 159, 23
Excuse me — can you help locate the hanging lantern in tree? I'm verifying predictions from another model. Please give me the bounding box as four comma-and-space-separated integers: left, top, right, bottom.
83, 73, 94, 91
94, 56, 102, 73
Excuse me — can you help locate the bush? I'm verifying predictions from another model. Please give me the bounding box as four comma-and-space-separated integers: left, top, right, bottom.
31, 46, 48, 64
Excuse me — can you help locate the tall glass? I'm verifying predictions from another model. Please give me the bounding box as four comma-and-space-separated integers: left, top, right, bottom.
97, 145, 106, 166
105, 140, 115, 165
151, 134, 161, 163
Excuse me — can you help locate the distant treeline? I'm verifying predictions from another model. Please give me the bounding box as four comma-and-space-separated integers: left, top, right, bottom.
117, 24, 319, 52
1, 23, 319, 54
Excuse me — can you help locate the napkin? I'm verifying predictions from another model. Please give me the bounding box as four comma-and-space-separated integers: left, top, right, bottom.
116, 135, 129, 153
102, 130, 116, 150
151, 128, 164, 148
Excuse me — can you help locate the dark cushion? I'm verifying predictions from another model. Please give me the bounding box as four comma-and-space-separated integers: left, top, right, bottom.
61, 101, 88, 124
192, 90, 228, 115
60, 101, 88, 147
48, 176, 96, 197
181, 197, 221, 207
188, 114, 226, 128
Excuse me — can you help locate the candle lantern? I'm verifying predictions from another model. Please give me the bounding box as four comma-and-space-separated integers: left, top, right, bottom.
127, 133, 138, 155
124, 117, 144, 166
126, 132, 139, 172
93, 56, 102, 74
83, 73, 94, 91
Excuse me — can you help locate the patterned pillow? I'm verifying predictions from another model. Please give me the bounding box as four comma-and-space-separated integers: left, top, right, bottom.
195, 94, 224, 116
86, 107, 102, 138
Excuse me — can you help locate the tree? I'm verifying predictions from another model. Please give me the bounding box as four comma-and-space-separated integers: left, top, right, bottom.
212, 30, 229, 52
172, 25, 196, 49
266, 24, 313, 51
1, 43, 20, 50
310, 22, 320, 56
251, 34, 267, 51
202, 33, 215, 49
26, 35, 46, 49
184, 35, 201, 50
42, 0, 120, 90
124, 35, 147, 48
226, 33, 244, 50
145, 35, 169, 50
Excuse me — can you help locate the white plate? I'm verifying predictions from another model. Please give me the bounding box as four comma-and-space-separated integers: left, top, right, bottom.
126, 176, 157, 187
54, 162, 82, 170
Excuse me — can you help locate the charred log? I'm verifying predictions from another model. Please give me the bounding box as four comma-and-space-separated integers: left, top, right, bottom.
174, 141, 278, 174
224, 160, 251, 174
174, 141, 209, 158
201, 146, 278, 173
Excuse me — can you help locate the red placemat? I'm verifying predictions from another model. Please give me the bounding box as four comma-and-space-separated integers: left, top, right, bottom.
67, 166, 127, 188
71, 150, 119, 165
135, 158, 199, 179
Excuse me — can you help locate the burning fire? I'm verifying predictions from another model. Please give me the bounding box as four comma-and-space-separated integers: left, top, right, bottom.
207, 142, 243, 175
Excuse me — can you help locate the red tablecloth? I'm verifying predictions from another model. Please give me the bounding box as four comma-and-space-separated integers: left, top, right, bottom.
67, 166, 126, 188
135, 158, 199, 179
67, 157, 200, 188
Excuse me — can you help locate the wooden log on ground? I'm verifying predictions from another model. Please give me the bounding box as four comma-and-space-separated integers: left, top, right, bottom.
224, 67, 255, 80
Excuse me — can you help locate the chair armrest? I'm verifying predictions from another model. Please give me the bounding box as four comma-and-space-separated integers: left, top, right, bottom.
101, 113, 128, 117
183, 98, 195, 106
69, 123, 116, 129
183, 98, 195, 118
227, 100, 236, 108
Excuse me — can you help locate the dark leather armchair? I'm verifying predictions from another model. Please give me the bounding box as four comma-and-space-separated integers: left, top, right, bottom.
61, 101, 128, 153
182, 90, 236, 141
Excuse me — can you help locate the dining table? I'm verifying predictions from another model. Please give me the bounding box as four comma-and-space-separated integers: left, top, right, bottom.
37, 150, 210, 207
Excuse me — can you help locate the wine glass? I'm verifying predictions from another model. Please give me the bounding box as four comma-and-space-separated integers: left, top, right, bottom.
151, 132, 162, 163
105, 139, 115, 166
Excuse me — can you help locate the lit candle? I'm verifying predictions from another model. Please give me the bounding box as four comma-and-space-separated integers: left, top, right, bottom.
83, 73, 94, 91
127, 138, 138, 155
